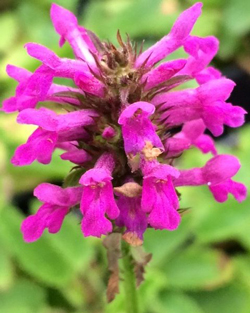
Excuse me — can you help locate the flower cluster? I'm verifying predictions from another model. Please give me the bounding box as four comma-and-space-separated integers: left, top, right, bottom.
3, 3, 247, 245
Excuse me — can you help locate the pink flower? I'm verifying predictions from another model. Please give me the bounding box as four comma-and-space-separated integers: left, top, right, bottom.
118, 102, 163, 155
60, 145, 91, 165
79, 153, 119, 237
3, 65, 53, 112
179, 35, 219, 78
142, 59, 187, 90
2, 2, 246, 243
153, 78, 246, 136
173, 154, 247, 202
21, 183, 82, 242
116, 194, 148, 245
2, 65, 83, 112
11, 107, 97, 166
195, 67, 221, 85
165, 119, 217, 157
141, 162, 181, 230
102, 126, 116, 140
50, 4, 98, 67
11, 128, 58, 166
135, 2, 203, 68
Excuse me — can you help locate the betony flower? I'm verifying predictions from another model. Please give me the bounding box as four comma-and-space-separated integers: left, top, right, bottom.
21, 183, 82, 242
165, 119, 217, 157
135, 2, 203, 68
180, 35, 219, 78
11, 128, 58, 166
12, 107, 97, 166
141, 161, 181, 230
118, 101, 164, 156
152, 78, 246, 136
116, 194, 147, 246
3, 2, 247, 244
79, 153, 119, 237
173, 155, 247, 202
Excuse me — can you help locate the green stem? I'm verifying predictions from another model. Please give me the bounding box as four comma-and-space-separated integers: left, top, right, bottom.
122, 240, 139, 313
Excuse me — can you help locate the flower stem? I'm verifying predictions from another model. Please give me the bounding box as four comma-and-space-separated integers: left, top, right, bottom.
121, 240, 139, 313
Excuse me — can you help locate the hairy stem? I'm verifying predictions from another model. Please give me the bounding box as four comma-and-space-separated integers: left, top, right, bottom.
121, 240, 139, 313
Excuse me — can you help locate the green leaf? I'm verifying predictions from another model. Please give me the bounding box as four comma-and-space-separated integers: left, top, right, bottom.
158, 291, 205, 313
63, 168, 86, 187
0, 246, 13, 291
84, 0, 176, 41
187, 0, 224, 7
191, 284, 250, 313
144, 214, 191, 266
0, 279, 46, 313
192, 9, 221, 37
162, 247, 233, 290
137, 269, 169, 313
47, 213, 95, 273
233, 256, 250, 290
223, 0, 250, 36
218, 29, 241, 59
0, 13, 18, 54
0, 140, 8, 207
194, 196, 250, 245
0, 206, 94, 288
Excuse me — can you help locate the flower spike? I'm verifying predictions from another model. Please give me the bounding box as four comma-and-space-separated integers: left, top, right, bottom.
3, 2, 246, 247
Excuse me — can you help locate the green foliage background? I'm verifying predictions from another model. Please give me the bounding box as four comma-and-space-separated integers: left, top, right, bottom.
0, 0, 249, 312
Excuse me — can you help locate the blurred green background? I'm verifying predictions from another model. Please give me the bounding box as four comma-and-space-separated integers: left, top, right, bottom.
0, 0, 250, 312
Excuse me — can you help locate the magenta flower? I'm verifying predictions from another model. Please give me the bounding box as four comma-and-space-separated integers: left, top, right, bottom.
79, 153, 119, 237
165, 119, 217, 157
118, 101, 164, 156
116, 194, 147, 246
11, 128, 58, 166
114, 180, 148, 245
173, 155, 247, 202
153, 78, 246, 136
21, 183, 82, 242
60, 145, 91, 165
3, 2, 247, 245
135, 2, 203, 68
141, 161, 180, 230
11, 107, 97, 166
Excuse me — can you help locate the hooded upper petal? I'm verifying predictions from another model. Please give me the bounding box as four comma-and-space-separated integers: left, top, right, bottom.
118, 102, 163, 155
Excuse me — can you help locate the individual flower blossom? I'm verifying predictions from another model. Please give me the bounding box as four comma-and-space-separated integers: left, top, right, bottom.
11, 128, 58, 166
152, 78, 246, 136
179, 35, 219, 78
165, 119, 217, 157
50, 2, 98, 67
79, 153, 120, 237
3, 2, 247, 245
12, 107, 97, 166
116, 194, 147, 246
114, 181, 147, 245
195, 66, 221, 85
21, 183, 82, 242
141, 160, 181, 231
173, 155, 247, 202
2, 65, 83, 112
118, 101, 164, 156
142, 59, 187, 90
